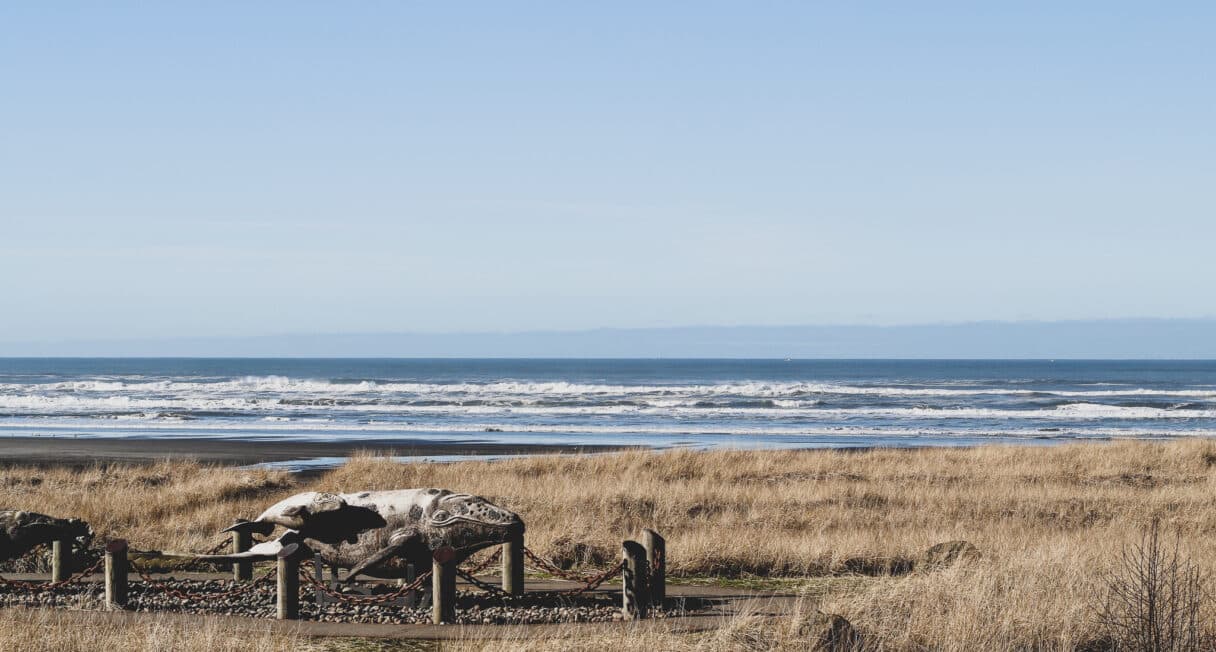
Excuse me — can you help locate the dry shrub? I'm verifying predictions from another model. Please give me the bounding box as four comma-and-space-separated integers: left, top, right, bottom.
1098, 519, 1210, 651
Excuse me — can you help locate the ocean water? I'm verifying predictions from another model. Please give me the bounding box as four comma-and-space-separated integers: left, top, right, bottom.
0, 358, 1214, 451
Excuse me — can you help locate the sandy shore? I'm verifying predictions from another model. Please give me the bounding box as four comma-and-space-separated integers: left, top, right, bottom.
0, 436, 629, 467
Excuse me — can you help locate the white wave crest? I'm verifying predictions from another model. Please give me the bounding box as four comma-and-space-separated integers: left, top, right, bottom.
0, 394, 1213, 419
4, 376, 1215, 400
2, 418, 1215, 440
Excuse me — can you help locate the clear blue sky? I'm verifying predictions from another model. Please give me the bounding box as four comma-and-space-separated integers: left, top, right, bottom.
2, 3, 1213, 342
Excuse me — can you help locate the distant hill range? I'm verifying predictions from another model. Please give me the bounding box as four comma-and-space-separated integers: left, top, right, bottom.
3, 319, 1215, 358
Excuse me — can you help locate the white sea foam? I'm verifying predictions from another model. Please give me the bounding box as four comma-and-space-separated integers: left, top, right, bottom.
1, 418, 1214, 440
1, 364, 1211, 448
0, 393, 1213, 419
3, 376, 1215, 399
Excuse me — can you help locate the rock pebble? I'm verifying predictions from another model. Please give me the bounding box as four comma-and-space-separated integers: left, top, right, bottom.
797, 611, 860, 651
0, 579, 674, 625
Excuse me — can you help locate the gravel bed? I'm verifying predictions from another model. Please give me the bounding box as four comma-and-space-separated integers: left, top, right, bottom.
0, 579, 675, 625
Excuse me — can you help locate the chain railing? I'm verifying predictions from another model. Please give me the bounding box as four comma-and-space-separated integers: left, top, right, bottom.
301, 547, 504, 603
128, 538, 234, 574
134, 564, 277, 601
0, 536, 262, 597
461, 547, 502, 576
299, 560, 432, 605
457, 567, 509, 595
1, 534, 659, 621
0, 542, 49, 574
520, 546, 605, 583
126, 537, 278, 600
520, 546, 626, 596
549, 560, 626, 596
0, 554, 106, 590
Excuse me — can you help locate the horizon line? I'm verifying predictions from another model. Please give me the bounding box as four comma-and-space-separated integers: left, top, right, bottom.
4, 315, 1216, 347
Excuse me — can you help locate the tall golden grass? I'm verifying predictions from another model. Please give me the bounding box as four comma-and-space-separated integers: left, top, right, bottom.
0, 608, 305, 652
5, 439, 1216, 649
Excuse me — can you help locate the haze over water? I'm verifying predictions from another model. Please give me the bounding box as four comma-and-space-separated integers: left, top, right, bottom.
1, 359, 1214, 451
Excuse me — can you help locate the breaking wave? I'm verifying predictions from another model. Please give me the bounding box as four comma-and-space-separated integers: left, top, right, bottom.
4, 376, 1216, 399
2, 364, 1215, 446
0, 394, 1213, 419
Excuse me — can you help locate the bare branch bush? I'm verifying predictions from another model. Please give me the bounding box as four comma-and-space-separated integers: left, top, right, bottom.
1098, 519, 1209, 652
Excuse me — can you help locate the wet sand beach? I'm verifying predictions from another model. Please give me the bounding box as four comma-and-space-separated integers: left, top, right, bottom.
0, 435, 628, 467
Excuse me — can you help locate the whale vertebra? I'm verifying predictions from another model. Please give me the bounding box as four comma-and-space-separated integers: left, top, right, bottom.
0, 510, 93, 561
205, 489, 524, 580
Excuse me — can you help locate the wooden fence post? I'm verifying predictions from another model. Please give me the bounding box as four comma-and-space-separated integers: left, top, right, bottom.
403, 563, 417, 608
641, 528, 665, 607
621, 540, 649, 620
231, 522, 252, 581
104, 539, 128, 608
432, 546, 456, 624
313, 558, 326, 605
503, 531, 524, 596
276, 542, 312, 620
51, 539, 71, 582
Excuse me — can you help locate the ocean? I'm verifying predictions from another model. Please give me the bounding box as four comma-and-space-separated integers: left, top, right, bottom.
0, 359, 1214, 452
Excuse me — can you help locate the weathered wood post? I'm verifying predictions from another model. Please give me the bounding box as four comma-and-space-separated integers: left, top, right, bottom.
432, 546, 456, 624
231, 520, 252, 581
402, 562, 417, 608
276, 542, 312, 620
502, 531, 524, 596
313, 559, 326, 606
51, 539, 71, 582
104, 539, 128, 608
641, 528, 665, 607
621, 540, 649, 620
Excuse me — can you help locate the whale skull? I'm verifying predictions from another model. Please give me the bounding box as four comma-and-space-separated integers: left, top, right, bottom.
206, 489, 523, 580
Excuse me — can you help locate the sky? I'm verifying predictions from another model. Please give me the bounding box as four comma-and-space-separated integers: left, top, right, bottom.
1, 3, 1213, 343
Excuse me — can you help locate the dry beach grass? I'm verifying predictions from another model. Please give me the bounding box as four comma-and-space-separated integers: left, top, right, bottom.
5, 439, 1216, 649
0, 607, 306, 652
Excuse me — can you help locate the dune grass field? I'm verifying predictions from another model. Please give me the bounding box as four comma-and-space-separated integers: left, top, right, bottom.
4, 439, 1216, 650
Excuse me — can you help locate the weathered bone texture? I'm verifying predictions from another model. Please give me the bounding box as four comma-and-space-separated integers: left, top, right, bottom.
0, 510, 94, 561
208, 489, 524, 580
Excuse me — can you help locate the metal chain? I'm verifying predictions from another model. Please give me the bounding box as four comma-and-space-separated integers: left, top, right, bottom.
519, 547, 625, 596
519, 560, 626, 598
0, 555, 106, 590
548, 559, 625, 596
521, 546, 612, 584
460, 548, 502, 576
133, 564, 276, 601
460, 559, 624, 597
0, 542, 48, 573
456, 568, 508, 595
129, 538, 233, 573
299, 561, 432, 605
302, 548, 502, 602
0, 544, 50, 585
0, 536, 236, 588
1, 540, 634, 603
